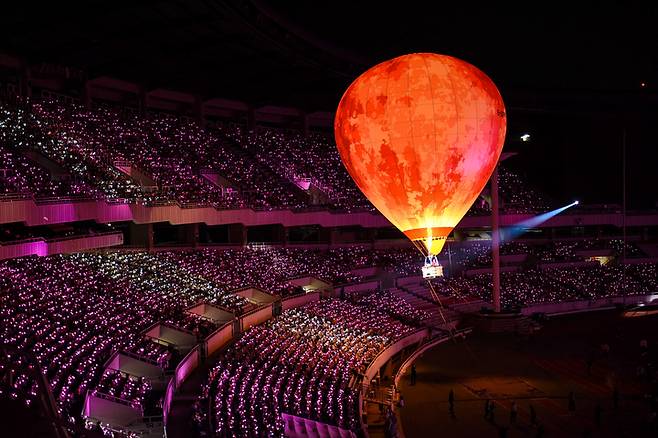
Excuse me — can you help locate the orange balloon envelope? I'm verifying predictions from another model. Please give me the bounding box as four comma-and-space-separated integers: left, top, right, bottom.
335, 53, 506, 255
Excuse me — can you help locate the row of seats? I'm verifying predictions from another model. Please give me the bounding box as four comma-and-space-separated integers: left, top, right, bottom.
1, 246, 655, 431
455, 239, 647, 268
0, 97, 551, 213
201, 299, 417, 437
353, 289, 432, 324
0, 247, 420, 427
92, 369, 151, 411
428, 263, 658, 308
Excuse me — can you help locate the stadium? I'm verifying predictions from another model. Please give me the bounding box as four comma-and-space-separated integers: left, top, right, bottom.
1, 3, 657, 438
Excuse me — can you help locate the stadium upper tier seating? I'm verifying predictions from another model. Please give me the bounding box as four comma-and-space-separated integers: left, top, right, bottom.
0, 97, 548, 213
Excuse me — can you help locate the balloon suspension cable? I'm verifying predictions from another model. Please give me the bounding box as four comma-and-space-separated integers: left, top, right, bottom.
411, 245, 478, 361
410, 244, 460, 342
411, 240, 475, 306
410, 239, 427, 256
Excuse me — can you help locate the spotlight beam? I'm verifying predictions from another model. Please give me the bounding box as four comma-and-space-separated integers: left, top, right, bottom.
454, 201, 580, 266
499, 201, 579, 243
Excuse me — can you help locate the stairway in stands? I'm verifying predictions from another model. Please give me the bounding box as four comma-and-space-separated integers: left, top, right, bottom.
215, 130, 312, 207
390, 285, 461, 329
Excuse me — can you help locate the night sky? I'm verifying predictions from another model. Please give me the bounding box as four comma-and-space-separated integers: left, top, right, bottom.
2, 1, 657, 208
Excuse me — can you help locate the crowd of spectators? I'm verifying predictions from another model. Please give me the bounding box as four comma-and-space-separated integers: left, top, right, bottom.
0, 242, 654, 435
91, 369, 151, 411
353, 289, 432, 324
238, 126, 372, 211
157, 246, 421, 293
0, 143, 94, 199
200, 299, 418, 437
531, 239, 645, 262
0, 246, 419, 428
497, 166, 550, 213
0, 100, 138, 202
431, 262, 658, 309
0, 255, 160, 425
0, 96, 553, 214
454, 239, 647, 268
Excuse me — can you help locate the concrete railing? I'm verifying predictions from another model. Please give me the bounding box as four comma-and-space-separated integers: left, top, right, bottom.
0, 231, 123, 260
343, 281, 379, 295
175, 345, 200, 389
3, 196, 656, 230
240, 304, 274, 331
521, 293, 658, 316
281, 291, 320, 311
363, 329, 429, 383
205, 322, 234, 357
393, 328, 472, 388
0, 197, 390, 228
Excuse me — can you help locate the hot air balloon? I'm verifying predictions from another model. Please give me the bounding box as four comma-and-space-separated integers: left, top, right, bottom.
335, 53, 506, 271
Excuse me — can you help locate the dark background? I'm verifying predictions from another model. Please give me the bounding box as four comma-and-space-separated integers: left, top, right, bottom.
1, 1, 656, 208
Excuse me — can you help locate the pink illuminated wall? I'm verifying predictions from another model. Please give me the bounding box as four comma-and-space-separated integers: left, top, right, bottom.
281, 291, 320, 311
0, 232, 123, 260
0, 198, 390, 228
2, 198, 656, 231
205, 323, 234, 356
175, 346, 200, 388
240, 304, 273, 331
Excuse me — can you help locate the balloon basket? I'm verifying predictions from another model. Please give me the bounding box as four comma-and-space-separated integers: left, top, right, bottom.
422, 255, 444, 279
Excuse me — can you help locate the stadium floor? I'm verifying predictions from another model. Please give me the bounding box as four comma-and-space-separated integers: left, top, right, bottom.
398, 310, 658, 437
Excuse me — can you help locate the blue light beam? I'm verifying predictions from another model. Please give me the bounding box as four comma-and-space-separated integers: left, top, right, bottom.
499, 201, 579, 243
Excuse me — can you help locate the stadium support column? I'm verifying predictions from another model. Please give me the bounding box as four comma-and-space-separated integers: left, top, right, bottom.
283, 227, 290, 247
195, 95, 206, 128
137, 85, 146, 115
365, 228, 377, 250
146, 223, 154, 252
228, 223, 248, 247
273, 224, 287, 247
83, 79, 92, 109
185, 223, 199, 249
128, 223, 154, 250
491, 165, 501, 313
21, 63, 32, 98
331, 227, 342, 247
247, 107, 256, 131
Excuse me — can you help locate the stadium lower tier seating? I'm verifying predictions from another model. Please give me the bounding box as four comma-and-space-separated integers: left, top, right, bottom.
0, 246, 655, 434
0, 247, 419, 429
200, 299, 418, 437
428, 263, 658, 308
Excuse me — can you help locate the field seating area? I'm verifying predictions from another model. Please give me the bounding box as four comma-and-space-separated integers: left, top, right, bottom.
457, 263, 658, 308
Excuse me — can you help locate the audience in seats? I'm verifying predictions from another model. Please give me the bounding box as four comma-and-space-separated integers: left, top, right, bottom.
201, 299, 417, 437
0, 243, 655, 432
0, 97, 554, 213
